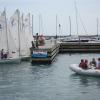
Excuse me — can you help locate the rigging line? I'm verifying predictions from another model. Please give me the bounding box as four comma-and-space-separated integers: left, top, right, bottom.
74, 0, 87, 34
78, 13, 87, 33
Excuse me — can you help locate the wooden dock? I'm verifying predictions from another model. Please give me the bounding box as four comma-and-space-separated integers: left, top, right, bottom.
30, 40, 60, 64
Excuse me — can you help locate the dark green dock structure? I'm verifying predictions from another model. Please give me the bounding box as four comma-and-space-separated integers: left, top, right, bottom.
30, 40, 60, 64
59, 42, 100, 53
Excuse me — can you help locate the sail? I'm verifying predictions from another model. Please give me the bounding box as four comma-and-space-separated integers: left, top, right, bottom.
19, 14, 30, 56
0, 10, 7, 51
24, 13, 33, 46
7, 23, 19, 58
22, 13, 34, 56
9, 9, 20, 57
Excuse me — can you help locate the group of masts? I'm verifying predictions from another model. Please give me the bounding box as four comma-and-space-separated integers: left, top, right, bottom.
0, 9, 34, 58
55, 0, 99, 37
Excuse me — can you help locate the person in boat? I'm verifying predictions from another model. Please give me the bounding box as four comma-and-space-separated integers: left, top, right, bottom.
79, 59, 88, 69
79, 59, 84, 68
96, 58, 100, 69
81, 59, 89, 69
3, 52, 8, 59
1, 49, 4, 59
83, 59, 88, 69
89, 58, 97, 68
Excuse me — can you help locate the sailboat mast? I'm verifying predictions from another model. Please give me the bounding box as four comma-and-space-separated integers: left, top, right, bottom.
39, 14, 41, 34
97, 17, 99, 36
29, 13, 31, 35
32, 14, 34, 35
69, 16, 71, 36
56, 14, 57, 38
5, 9, 9, 52
75, 1, 78, 35
17, 10, 21, 57
59, 24, 61, 35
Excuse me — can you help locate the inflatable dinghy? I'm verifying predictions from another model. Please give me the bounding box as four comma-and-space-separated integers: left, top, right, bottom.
70, 64, 100, 76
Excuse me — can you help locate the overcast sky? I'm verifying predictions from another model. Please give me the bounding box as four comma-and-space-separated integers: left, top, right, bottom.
0, 0, 100, 36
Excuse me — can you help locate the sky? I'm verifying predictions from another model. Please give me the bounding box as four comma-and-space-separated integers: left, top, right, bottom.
0, 0, 100, 36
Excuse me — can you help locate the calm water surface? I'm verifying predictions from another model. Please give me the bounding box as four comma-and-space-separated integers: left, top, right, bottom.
0, 53, 100, 100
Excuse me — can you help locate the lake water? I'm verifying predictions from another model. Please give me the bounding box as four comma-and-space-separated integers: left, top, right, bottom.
0, 53, 100, 100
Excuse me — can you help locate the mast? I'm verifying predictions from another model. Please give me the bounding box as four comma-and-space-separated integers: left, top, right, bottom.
41, 15, 44, 34
59, 24, 61, 35
69, 16, 71, 36
4, 9, 9, 52
39, 14, 41, 34
17, 9, 21, 58
32, 14, 34, 36
56, 14, 57, 38
75, 0, 78, 35
29, 13, 31, 36
97, 17, 99, 36
22, 13, 23, 31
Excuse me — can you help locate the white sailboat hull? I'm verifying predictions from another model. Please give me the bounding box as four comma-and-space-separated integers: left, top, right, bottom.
21, 55, 30, 61
0, 57, 21, 64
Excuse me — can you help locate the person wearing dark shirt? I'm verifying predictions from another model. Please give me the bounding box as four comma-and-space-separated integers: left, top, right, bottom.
79, 59, 84, 68
1, 49, 4, 59
83, 59, 88, 69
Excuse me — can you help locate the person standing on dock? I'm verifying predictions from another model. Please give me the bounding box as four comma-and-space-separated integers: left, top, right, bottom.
36, 33, 39, 48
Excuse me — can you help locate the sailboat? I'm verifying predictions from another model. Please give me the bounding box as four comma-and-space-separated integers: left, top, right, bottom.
20, 13, 34, 60
0, 9, 21, 64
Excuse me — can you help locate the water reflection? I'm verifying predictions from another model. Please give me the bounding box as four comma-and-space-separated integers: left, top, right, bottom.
30, 64, 54, 80
70, 73, 100, 88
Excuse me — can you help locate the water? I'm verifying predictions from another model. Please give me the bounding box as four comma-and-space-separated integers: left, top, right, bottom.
0, 53, 100, 100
